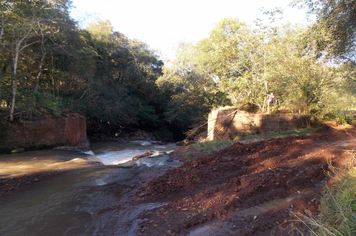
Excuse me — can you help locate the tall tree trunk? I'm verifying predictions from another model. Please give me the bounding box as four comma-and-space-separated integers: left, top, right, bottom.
10, 46, 20, 122
0, 71, 2, 103
34, 51, 46, 91
8, 12, 37, 121
0, 5, 5, 43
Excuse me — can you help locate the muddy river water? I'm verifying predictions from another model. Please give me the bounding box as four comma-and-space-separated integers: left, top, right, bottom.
0, 141, 179, 236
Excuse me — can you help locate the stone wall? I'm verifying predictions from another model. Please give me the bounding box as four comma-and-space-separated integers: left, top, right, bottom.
207, 107, 300, 141
0, 113, 87, 152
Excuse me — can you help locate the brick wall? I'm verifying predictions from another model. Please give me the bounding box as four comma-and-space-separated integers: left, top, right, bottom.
207, 107, 299, 141
0, 113, 87, 152
66, 113, 87, 146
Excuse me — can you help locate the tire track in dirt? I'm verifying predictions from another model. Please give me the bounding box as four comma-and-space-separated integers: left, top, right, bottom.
133, 124, 356, 235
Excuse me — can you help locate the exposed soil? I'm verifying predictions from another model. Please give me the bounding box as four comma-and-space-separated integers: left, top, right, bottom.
2, 123, 356, 235
132, 123, 356, 235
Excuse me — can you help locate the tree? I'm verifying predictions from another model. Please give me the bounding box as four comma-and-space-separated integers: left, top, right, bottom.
0, 1, 10, 43
0, 1, 11, 102
32, 0, 76, 92
293, 0, 356, 60
164, 16, 352, 120
61, 22, 168, 134
0, 2, 176, 139
198, 18, 266, 107
9, 0, 40, 121
86, 20, 113, 42
1, 0, 75, 121
156, 42, 230, 139
267, 27, 324, 112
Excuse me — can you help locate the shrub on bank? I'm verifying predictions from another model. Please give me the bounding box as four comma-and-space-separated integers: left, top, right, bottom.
296, 165, 356, 235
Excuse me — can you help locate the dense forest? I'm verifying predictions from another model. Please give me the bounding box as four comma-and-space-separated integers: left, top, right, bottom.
0, 0, 355, 141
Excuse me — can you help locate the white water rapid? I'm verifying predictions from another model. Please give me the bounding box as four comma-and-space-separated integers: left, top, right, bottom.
0, 141, 178, 236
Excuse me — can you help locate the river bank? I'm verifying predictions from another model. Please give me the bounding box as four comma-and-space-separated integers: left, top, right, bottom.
0, 142, 182, 236
129, 123, 356, 235
1, 123, 356, 235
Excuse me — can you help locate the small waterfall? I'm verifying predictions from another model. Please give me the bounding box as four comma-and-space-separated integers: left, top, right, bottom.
91, 141, 177, 165
0, 141, 180, 236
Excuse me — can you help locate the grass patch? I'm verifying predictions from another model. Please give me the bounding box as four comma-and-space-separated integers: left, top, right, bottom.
193, 140, 232, 153
266, 127, 322, 139
182, 152, 193, 161
295, 164, 356, 235
235, 126, 323, 144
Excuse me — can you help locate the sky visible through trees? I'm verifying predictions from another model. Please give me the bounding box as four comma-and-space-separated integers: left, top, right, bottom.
70, 0, 313, 61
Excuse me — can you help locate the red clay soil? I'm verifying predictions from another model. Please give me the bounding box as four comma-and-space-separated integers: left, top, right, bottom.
134, 123, 356, 235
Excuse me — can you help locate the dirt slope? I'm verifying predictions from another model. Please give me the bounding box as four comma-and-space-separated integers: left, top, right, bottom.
134, 124, 356, 235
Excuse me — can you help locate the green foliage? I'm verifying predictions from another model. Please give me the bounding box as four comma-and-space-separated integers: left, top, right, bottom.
193, 140, 232, 153
0, 0, 168, 133
235, 127, 321, 144
1, 0, 355, 141
197, 18, 266, 107
325, 111, 355, 126
266, 127, 321, 139
167, 16, 355, 126
296, 166, 356, 235
81, 35, 164, 129
24, 91, 64, 116
265, 25, 339, 116
157, 42, 228, 138
86, 20, 113, 42
293, 0, 356, 60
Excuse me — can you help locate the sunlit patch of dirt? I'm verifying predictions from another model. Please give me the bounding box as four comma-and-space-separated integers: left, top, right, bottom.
133, 124, 356, 235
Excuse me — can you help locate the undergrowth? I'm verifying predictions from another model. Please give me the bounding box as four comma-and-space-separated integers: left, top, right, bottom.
266, 127, 322, 139
236, 126, 322, 143
294, 162, 356, 235
324, 111, 356, 127
193, 140, 232, 153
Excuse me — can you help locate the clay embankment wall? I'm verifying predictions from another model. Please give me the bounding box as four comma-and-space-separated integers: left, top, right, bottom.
0, 113, 87, 152
207, 107, 300, 141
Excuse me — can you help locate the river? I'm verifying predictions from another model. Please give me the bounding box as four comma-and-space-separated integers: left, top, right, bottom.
0, 141, 179, 236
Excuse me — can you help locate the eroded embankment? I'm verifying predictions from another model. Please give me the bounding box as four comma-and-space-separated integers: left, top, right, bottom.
133, 124, 356, 235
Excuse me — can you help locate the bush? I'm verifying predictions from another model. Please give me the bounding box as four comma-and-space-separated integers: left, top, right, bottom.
313, 166, 356, 235
22, 91, 65, 117
296, 165, 356, 235
324, 111, 355, 126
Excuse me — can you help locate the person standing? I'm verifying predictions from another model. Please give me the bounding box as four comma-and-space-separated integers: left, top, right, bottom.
268, 93, 276, 106
267, 92, 276, 113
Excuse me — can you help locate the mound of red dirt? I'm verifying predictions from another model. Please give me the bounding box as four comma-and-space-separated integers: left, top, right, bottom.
134, 124, 356, 235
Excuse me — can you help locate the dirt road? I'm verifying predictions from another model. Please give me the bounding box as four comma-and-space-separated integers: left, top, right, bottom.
133, 123, 356, 235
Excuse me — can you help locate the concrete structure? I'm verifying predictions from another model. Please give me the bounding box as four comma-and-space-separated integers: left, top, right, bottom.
0, 113, 87, 152
207, 107, 300, 141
